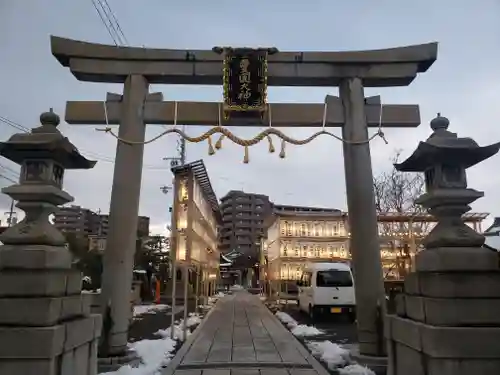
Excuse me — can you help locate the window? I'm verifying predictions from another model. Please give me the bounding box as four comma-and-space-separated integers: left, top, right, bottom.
302, 245, 308, 257
300, 271, 312, 287
316, 270, 353, 287
300, 223, 306, 236
333, 222, 339, 236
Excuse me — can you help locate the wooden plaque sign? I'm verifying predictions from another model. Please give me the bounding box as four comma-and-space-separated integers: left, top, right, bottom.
222, 48, 268, 120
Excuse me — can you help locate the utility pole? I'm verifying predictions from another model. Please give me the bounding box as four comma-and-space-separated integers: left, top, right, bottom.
160, 125, 186, 194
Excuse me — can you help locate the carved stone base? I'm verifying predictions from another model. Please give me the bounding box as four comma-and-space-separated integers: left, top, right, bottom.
0, 244, 102, 375
387, 246, 500, 375
387, 316, 500, 375
415, 246, 499, 272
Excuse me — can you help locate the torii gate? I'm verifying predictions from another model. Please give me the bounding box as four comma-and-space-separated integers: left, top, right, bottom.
51, 36, 437, 360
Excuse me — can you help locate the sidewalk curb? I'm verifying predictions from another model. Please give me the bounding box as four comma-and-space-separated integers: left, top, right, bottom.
160, 297, 222, 375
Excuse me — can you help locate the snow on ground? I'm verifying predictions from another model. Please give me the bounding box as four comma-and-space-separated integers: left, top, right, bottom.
275, 312, 373, 375
133, 304, 170, 318
291, 325, 323, 337
338, 364, 376, 375
102, 311, 207, 374
306, 340, 375, 375
275, 311, 323, 337
307, 341, 350, 368
102, 335, 177, 375
156, 312, 203, 341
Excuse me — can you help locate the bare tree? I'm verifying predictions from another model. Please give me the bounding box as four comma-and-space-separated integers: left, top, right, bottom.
373, 150, 428, 279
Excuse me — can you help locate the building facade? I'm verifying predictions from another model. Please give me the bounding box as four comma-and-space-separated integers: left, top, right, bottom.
53, 205, 100, 238
219, 190, 272, 256
55, 205, 151, 250
171, 160, 221, 297
96, 214, 150, 237
264, 208, 489, 285
264, 206, 350, 283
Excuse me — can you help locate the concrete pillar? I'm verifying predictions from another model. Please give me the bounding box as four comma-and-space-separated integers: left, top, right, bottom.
100, 75, 149, 356
340, 77, 387, 357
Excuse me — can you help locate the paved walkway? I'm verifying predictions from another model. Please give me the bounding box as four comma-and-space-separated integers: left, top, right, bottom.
162, 291, 330, 375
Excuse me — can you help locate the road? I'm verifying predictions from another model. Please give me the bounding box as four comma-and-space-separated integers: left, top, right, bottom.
278, 301, 358, 345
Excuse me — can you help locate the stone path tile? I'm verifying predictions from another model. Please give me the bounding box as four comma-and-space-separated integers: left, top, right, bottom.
162, 292, 330, 375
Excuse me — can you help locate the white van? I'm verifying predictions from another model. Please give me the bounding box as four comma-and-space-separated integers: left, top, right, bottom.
297, 262, 356, 321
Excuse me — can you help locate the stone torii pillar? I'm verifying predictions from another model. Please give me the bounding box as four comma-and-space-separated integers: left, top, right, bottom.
50, 36, 437, 364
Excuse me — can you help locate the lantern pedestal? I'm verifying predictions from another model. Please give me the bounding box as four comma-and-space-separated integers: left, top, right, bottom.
386, 115, 500, 375
0, 109, 101, 375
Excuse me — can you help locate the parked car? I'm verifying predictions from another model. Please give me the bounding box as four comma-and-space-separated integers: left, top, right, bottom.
297, 262, 356, 321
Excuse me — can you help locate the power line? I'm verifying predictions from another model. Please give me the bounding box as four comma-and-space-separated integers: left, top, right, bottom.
0, 173, 17, 184
90, 0, 129, 46
0, 115, 170, 170
101, 0, 129, 45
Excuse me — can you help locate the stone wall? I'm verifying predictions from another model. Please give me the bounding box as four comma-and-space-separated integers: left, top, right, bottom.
385, 246, 500, 375
0, 247, 102, 375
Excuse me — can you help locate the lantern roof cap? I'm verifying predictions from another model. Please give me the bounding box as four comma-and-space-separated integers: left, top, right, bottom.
395, 113, 500, 172
0, 109, 97, 169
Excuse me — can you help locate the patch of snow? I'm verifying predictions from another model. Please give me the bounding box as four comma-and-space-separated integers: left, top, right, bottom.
156, 312, 203, 341
133, 304, 169, 317
230, 284, 244, 290
307, 341, 350, 369
306, 341, 376, 374
275, 311, 323, 337
186, 312, 202, 328
101, 334, 176, 375
156, 324, 190, 342
291, 324, 323, 337
338, 364, 376, 375
275, 311, 298, 328
82, 276, 92, 283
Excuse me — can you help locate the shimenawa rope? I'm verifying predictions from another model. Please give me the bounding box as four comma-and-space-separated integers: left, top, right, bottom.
98, 100, 387, 163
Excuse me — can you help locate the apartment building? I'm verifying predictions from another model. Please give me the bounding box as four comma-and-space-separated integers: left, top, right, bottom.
96, 214, 150, 237
219, 190, 272, 256
264, 205, 350, 282
53, 205, 100, 238
54, 205, 150, 246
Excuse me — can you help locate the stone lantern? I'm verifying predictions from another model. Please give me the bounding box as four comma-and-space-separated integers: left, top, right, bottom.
385, 114, 500, 375
0, 109, 101, 375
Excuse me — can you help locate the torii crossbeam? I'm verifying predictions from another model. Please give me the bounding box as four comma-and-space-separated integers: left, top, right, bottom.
51, 36, 437, 361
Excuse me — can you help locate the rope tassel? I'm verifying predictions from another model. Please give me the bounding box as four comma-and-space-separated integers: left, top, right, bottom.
279, 140, 286, 159
267, 135, 275, 153
243, 145, 249, 164
215, 134, 225, 149
208, 136, 215, 155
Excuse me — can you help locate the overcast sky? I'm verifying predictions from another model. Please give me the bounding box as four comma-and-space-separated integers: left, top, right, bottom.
1, 0, 500, 235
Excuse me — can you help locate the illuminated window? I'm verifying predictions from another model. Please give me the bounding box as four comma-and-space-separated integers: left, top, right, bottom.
302, 245, 308, 257
333, 222, 339, 236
